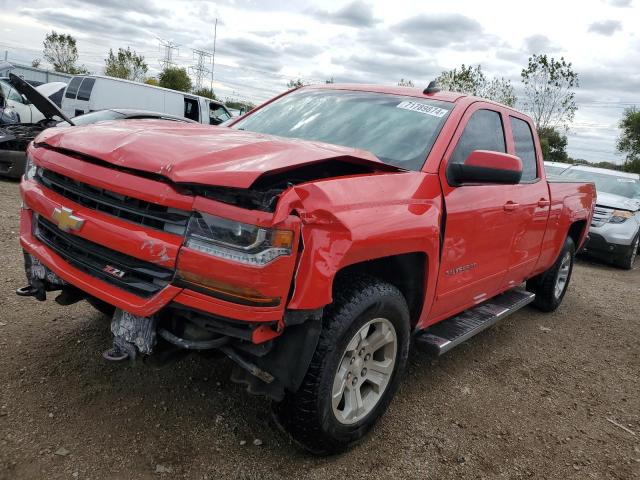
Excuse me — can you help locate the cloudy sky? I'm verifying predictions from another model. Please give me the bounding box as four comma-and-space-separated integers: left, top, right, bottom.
1, 0, 639, 163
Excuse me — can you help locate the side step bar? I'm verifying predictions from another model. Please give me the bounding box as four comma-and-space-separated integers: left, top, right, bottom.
415, 289, 536, 356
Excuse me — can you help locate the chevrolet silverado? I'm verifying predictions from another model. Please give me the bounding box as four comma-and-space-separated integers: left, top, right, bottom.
17, 83, 595, 454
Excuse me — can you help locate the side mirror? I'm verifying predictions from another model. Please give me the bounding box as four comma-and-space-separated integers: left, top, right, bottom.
447, 150, 523, 186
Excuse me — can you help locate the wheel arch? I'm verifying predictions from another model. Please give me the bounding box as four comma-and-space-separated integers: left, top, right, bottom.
333, 252, 428, 328
567, 219, 587, 251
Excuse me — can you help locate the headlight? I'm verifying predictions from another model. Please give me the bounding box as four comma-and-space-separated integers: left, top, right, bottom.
609, 210, 633, 223
24, 152, 38, 181
185, 212, 294, 266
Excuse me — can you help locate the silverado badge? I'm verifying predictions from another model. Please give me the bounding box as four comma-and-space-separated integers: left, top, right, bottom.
52, 207, 85, 232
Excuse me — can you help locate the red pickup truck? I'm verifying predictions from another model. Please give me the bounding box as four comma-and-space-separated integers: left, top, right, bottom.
18, 83, 595, 454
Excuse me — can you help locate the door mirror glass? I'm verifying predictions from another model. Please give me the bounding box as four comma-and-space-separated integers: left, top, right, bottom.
447, 150, 523, 186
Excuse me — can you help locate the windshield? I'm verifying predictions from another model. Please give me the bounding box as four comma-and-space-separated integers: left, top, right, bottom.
69, 110, 125, 126
232, 89, 453, 170
561, 168, 640, 199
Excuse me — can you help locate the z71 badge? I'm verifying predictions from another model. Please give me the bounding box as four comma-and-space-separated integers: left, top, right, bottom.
103, 265, 126, 278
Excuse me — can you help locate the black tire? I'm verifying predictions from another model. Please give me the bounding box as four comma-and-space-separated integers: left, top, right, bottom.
86, 296, 115, 317
527, 236, 575, 312
272, 274, 410, 455
613, 233, 639, 270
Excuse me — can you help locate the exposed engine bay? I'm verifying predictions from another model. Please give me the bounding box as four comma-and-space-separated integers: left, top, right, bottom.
0, 119, 57, 152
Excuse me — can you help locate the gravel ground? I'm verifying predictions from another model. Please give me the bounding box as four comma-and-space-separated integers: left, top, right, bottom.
0, 179, 638, 480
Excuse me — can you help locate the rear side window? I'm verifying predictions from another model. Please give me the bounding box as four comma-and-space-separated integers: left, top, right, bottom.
510, 116, 538, 182
76, 78, 96, 101
65, 77, 83, 99
451, 109, 505, 165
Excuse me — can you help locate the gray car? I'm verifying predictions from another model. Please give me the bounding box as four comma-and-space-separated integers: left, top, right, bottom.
560, 165, 640, 269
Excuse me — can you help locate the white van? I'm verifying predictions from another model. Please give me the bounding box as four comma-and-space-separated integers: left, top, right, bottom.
61, 75, 232, 125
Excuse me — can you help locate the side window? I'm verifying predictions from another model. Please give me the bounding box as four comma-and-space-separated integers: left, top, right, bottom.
450, 109, 506, 165
76, 78, 95, 101
7, 86, 23, 103
65, 77, 83, 99
209, 104, 231, 125
510, 116, 538, 182
184, 98, 200, 121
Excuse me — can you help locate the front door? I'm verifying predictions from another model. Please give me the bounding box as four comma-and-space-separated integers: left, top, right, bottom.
429, 105, 518, 320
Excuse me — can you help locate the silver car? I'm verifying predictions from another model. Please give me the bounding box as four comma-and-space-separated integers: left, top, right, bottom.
560, 165, 640, 269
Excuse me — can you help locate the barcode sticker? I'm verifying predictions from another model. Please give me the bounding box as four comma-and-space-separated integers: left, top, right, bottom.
397, 101, 448, 118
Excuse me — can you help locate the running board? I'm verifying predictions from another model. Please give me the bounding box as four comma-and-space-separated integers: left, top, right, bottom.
415, 289, 536, 356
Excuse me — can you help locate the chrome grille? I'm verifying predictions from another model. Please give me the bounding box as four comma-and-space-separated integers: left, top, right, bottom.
36, 168, 190, 235
591, 205, 613, 227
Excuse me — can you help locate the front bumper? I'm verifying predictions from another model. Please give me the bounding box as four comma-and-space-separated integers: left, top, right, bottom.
589, 220, 639, 248
19, 149, 301, 342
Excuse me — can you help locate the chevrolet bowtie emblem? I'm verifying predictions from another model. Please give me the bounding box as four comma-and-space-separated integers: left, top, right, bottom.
52, 207, 85, 232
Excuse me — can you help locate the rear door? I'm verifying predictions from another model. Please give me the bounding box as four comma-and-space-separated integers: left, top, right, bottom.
503, 114, 550, 285
429, 103, 518, 320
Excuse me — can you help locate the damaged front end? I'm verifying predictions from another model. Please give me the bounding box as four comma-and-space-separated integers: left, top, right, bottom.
104, 303, 323, 401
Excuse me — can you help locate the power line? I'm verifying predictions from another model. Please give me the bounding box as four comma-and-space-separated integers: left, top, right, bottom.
158, 39, 179, 70
189, 49, 212, 91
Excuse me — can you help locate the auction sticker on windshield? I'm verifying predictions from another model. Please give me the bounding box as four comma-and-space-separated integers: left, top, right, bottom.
396, 101, 448, 118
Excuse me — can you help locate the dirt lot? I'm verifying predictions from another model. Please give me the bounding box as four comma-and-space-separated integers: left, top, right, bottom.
0, 179, 638, 480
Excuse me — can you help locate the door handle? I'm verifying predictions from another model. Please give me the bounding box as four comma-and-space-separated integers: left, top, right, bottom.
503, 201, 519, 211
537, 198, 551, 207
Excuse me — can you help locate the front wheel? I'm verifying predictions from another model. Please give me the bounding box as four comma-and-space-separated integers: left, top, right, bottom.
272, 275, 410, 455
527, 236, 575, 312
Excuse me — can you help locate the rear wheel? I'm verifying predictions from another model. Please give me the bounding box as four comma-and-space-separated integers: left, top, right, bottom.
527, 237, 575, 312
614, 233, 639, 270
272, 275, 410, 455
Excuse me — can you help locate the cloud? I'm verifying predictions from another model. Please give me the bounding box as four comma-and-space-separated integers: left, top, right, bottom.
307, 1, 379, 27
523, 34, 560, 54
68, 0, 169, 16
606, 0, 632, 6
333, 53, 441, 84
588, 20, 623, 35
21, 8, 171, 40
391, 13, 497, 50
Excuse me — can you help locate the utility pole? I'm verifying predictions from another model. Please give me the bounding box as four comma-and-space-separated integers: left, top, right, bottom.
159, 39, 179, 70
190, 49, 212, 91
210, 18, 217, 92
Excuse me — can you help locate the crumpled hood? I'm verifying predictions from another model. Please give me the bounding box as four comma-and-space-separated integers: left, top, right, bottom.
596, 191, 640, 212
35, 120, 399, 188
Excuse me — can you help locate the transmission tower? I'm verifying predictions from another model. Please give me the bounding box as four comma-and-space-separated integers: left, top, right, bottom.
159, 39, 179, 70
190, 49, 212, 91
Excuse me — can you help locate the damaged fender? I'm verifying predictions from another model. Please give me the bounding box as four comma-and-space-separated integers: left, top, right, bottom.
274, 172, 444, 322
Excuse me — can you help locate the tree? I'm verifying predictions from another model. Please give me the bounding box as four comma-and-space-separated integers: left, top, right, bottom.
43, 31, 88, 74
436, 64, 515, 106
287, 78, 304, 88
538, 127, 568, 162
225, 100, 256, 111
398, 78, 414, 87
325, 77, 334, 84
31, 59, 41, 68
616, 107, 640, 173
520, 54, 579, 131
158, 67, 192, 92
104, 47, 147, 82
193, 87, 216, 100
144, 77, 159, 86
